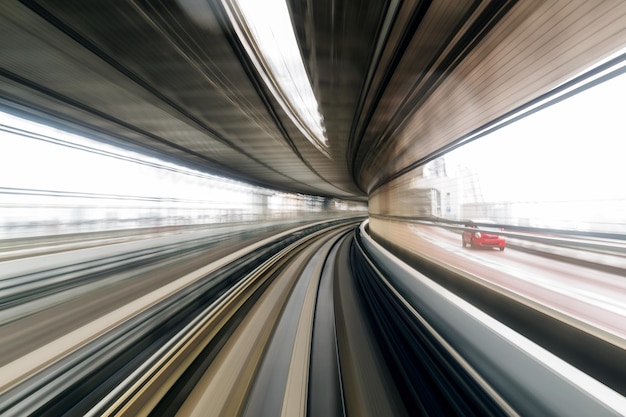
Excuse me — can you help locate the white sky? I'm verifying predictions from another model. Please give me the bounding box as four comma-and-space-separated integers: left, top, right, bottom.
1, 69, 624, 212
0, 112, 252, 205
236, 0, 327, 146
446, 69, 626, 203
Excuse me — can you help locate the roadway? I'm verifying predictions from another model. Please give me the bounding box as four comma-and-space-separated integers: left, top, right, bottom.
406, 223, 626, 343
371, 219, 626, 395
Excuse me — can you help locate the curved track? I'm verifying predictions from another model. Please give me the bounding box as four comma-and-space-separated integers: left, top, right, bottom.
0, 219, 356, 416
1, 218, 624, 416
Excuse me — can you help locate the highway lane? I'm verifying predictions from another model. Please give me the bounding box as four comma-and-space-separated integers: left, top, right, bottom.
406, 223, 626, 343
369, 218, 626, 394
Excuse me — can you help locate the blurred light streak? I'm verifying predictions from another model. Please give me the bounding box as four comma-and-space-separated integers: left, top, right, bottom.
224, 0, 329, 154
0, 112, 365, 239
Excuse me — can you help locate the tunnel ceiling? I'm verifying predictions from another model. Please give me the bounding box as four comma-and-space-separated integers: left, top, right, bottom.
1, 1, 625, 199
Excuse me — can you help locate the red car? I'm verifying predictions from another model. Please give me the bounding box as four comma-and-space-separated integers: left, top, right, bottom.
462, 219, 506, 251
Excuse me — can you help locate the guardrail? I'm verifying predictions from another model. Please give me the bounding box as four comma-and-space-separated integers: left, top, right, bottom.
369, 214, 626, 274
358, 219, 626, 417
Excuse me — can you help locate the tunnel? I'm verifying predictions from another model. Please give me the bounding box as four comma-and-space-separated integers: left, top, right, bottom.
0, 1, 625, 416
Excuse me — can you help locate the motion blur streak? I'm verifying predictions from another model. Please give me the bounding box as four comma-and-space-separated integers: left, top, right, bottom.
1, 0, 626, 416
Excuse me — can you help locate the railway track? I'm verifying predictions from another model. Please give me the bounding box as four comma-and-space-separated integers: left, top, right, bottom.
1, 217, 624, 416
0, 218, 356, 415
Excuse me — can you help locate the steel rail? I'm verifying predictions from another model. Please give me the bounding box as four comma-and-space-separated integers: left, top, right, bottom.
93, 221, 355, 417
0, 217, 356, 416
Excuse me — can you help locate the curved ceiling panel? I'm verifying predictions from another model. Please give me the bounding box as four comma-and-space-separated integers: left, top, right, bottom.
1, 0, 625, 200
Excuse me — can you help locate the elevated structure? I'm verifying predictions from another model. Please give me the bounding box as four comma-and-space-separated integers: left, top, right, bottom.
1, 1, 625, 211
